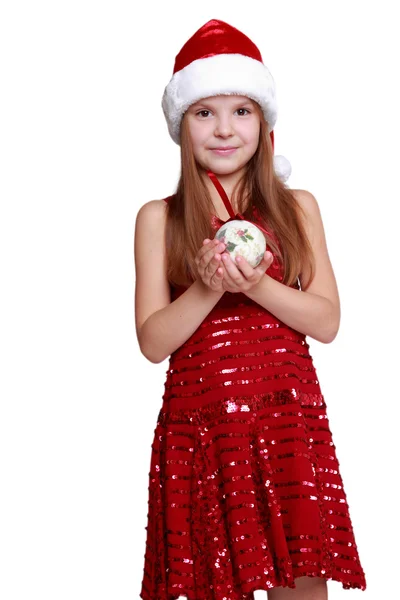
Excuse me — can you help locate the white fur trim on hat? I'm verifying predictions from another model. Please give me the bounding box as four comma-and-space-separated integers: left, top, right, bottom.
162, 53, 278, 145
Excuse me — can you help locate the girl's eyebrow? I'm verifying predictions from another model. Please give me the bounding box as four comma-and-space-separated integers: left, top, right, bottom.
192, 98, 254, 110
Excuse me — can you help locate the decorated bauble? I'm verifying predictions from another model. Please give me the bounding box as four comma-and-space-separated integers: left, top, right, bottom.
214, 220, 267, 268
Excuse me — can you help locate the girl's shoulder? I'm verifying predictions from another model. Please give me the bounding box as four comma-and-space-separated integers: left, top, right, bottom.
291, 188, 317, 213
135, 198, 171, 239
137, 195, 172, 215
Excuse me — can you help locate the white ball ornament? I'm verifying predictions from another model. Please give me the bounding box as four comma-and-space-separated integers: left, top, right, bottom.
214, 220, 267, 268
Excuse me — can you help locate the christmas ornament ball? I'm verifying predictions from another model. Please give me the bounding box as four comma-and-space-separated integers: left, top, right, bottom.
214, 220, 267, 268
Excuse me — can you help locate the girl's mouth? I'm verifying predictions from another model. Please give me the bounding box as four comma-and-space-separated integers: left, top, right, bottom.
211, 148, 237, 156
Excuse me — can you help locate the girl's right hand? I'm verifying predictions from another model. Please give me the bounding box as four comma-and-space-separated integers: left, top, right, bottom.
195, 238, 226, 293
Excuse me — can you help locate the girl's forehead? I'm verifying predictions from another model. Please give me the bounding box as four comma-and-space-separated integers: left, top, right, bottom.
190, 95, 255, 108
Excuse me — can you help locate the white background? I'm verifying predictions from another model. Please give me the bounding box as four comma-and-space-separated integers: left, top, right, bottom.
1, 1, 398, 598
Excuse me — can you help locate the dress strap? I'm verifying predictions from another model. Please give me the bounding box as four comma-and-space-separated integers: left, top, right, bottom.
206, 171, 236, 219
206, 170, 271, 238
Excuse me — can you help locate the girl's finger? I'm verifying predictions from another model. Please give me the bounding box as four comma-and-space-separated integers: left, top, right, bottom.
204, 241, 225, 266
212, 265, 224, 281
207, 254, 222, 280
256, 251, 273, 273
233, 255, 252, 277
221, 252, 244, 284
220, 257, 240, 290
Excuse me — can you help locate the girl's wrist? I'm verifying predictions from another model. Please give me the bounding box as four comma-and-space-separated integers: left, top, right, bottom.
195, 277, 224, 299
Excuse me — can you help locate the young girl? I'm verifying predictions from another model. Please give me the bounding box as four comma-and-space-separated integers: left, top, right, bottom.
135, 19, 367, 600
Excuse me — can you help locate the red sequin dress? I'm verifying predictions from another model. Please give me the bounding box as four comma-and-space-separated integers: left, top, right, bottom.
139, 196, 367, 600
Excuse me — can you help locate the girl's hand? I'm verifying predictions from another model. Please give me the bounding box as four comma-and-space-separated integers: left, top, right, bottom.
219, 250, 274, 293
194, 238, 227, 293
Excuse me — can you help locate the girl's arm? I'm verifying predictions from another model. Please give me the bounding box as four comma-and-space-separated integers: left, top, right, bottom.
139, 278, 223, 363
245, 275, 338, 343
245, 190, 340, 344
135, 200, 223, 364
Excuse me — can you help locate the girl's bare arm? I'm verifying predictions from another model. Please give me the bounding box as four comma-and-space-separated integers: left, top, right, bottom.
139, 278, 223, 363
245, 190, 340, 343
134, 200, 224, 363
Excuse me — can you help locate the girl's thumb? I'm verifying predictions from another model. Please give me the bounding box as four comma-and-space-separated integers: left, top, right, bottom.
256, 251, 273, 273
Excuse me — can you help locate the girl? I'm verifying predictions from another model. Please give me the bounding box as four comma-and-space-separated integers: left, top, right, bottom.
135, 19, 367, 600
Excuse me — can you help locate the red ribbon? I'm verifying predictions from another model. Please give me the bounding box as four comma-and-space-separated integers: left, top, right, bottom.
206, 170, 271, 238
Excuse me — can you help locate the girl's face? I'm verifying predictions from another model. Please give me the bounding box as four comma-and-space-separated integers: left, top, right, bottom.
185, 95, 261, 177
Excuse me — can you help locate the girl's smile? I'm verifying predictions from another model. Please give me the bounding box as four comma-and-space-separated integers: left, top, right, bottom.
210, 147, 238, 156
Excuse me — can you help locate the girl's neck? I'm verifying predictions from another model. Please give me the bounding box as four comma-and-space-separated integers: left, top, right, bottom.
203, 169, 244, 215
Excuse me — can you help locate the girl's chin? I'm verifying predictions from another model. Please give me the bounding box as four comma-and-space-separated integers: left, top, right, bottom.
204, 163, 245, 176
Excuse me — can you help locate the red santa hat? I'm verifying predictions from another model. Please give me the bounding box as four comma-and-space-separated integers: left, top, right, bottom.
161, 19, 292, 183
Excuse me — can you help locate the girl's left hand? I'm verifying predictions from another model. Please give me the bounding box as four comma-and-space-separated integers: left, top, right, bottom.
219, 250, 274, 293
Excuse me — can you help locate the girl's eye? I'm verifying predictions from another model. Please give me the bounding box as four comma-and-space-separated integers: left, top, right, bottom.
196, 108, 250, 118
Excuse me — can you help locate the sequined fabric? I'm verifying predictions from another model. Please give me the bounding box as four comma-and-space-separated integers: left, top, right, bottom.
139, 198, 367, 599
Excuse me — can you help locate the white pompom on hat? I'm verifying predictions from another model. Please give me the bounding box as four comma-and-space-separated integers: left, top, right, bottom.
161, 18, 292, 183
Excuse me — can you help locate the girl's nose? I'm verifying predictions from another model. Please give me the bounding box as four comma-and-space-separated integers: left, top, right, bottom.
214, 117, 234, 137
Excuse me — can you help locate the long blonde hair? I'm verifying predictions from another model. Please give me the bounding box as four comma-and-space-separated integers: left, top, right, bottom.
165, 102, 315, 290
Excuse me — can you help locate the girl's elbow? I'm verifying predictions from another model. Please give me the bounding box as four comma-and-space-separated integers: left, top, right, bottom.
323, 320, 340, 344
322, 303, 340, 344
142, 349, 162, 364
139, 334, 164, 364
322, 330, 337, 344
142, 346, 165, 364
